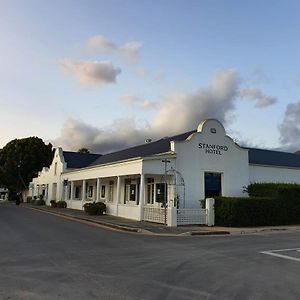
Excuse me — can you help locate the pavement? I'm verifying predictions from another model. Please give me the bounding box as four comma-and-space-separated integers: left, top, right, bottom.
4, 201, 300, 236
2, 203, 300, 299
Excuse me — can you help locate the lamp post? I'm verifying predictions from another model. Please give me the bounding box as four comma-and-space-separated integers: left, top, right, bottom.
162, 159, 170, 225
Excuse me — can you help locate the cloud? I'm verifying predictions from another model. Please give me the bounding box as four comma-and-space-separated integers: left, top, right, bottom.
278, 102, 300, 151
53, 118, 151, 154
85, 35, 116, 54
120, 95, 157, 110
53, 69, 241, 153
59, 59, 121, 86
119, 42, 141, 63
151, 69, 240, 135
84, 35, 141, 63
239, 88, 277, 108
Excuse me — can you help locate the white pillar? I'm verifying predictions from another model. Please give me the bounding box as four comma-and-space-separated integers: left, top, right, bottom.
65, 184, 69, 201
82, 180, 86, 200
96, 178, 100, 202
206, 198, 215, 226
167, 206, 177, 227
70, 181, 74, 200
116, 176, 121, 216
70, 181, 74, 209
82, 180, 86, 210
138, 174, 145, 221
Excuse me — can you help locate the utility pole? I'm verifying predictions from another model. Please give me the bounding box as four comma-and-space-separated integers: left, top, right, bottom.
162, 159, 170, 225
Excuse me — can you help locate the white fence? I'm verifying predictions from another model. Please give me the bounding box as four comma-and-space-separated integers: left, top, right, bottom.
143, 207, 167, 224
177, 208, 207, 225
142, 198, 215, 227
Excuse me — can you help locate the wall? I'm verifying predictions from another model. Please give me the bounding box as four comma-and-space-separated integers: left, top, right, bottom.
249, 165, 300, 183
173, 119, 249, 208
31, 148, 66, 204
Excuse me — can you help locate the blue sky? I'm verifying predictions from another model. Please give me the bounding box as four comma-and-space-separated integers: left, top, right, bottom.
1, 0, 300, 152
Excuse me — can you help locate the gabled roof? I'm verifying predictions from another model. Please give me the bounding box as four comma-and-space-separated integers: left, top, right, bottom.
63, 151, 102, 169
245, 147, 300, 168
90, 130, 196, 167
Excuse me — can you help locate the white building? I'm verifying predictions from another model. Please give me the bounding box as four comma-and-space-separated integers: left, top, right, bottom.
30, 119, 300, 226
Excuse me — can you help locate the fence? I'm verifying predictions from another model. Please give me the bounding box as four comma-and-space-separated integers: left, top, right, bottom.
177, 208, 207, 225
143, 207, 167, 224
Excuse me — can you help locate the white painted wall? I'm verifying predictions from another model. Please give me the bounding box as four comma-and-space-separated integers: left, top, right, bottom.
249, 165, 300, 183
173, 119, 249, 208
62, 159, 142, 181
31, 148, 66, 204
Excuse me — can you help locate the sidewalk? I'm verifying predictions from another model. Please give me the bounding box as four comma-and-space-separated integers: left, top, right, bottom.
4, 201, 300, 236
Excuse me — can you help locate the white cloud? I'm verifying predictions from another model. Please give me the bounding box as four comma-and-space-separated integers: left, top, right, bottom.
53, 118, 151, 154
239, 88, 277, 108
119, 42, 141, 63
151, 69, 239, 135
279, 102, 300, 151
84, 35, 141, 63
59, 59, 121, 86
53, 69, 241, 153
85, 35, 116, 53
120, 95, 156, 110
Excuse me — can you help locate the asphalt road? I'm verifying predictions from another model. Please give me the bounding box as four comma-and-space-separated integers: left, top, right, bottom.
1, 204, 300, 300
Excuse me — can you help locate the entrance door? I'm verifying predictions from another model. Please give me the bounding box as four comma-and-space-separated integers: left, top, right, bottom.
204, 172, 222, 198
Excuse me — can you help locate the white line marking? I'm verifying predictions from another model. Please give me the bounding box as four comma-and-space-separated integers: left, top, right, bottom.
261, 248, 300, 262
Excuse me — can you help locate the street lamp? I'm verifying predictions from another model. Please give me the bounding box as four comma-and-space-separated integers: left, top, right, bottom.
162, 159, 170, 225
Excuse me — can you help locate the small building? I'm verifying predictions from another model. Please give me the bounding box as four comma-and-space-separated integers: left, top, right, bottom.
30, 119, 300, 226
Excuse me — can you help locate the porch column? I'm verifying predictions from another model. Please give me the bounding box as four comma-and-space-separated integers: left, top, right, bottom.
70, 181, 74, 200
138, 174, 145, 221
65, 183, 69, 201
96, 178, 100, 202
81, 180, 86, 210
116, 176, 121, 216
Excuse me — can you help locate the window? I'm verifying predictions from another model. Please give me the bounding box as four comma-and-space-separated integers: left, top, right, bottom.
75, 186, 81, 199
54, 162, 57, 175
130, 184, 136, 202
101, 185, 106, 198
156, 183, 167, 203
88, 186, 93, 198
146, 178, 154, 205
108, 181, 114, 202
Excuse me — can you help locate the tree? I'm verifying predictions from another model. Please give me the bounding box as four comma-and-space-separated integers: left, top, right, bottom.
0, 137, 53, 194
78, 147, 90, 153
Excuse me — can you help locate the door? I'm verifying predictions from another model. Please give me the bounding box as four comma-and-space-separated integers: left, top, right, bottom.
204, 172, 222, 198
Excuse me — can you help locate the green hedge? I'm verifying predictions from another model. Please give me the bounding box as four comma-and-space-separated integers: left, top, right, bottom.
56, 200, 67, 208
83, 202, 106, 215
215, 186, 300, 226
246, 183, 300, 198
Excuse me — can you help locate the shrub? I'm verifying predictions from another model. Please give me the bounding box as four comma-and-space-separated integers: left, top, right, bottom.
215, 195, 300, 227
246, 182, 300, 198
83, 202, 106, 215
26, 196, 32, 203
56, 200, 67, 208
50, 200, 57, 207
35, 199, 46, 206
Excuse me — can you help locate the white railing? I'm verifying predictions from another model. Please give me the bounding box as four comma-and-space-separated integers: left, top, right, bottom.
177, 208, 207, 225
143, 207, 166, 224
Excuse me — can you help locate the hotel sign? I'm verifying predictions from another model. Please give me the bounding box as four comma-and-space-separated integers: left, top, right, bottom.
198, 143, 228, 155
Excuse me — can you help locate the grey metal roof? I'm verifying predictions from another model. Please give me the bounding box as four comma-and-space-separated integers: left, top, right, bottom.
90, 130, 196, 167
63, 151, 102, 169
245, 147, 300, 168
63, 130, 300, 170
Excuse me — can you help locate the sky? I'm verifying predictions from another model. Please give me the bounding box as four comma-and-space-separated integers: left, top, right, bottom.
1, 0, 300, 153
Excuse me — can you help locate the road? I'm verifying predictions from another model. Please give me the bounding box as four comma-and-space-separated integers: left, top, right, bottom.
1, 204, 300, 300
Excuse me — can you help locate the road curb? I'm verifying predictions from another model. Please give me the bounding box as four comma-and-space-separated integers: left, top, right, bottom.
189, 230, 230, 236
